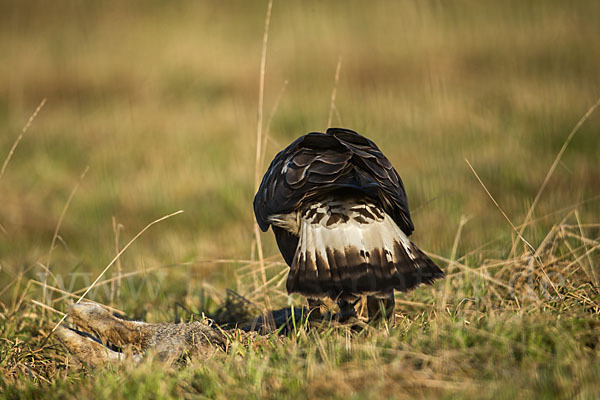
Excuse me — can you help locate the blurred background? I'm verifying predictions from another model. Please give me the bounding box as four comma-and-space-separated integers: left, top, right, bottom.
1, 0, 599, 310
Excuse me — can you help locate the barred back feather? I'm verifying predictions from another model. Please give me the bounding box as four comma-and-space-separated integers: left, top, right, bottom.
254, 128, 443, 301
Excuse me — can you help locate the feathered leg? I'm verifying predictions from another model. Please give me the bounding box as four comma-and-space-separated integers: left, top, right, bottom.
367, 291, 395, 323
307, 298, 325, 321
336, 297, 359, 322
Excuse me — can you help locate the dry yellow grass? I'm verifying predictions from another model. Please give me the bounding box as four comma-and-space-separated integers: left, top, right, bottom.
1, 1, 599, 398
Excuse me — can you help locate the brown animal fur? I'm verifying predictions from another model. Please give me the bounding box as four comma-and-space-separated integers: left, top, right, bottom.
57, 302, 228, 367
56, 301, 374, 368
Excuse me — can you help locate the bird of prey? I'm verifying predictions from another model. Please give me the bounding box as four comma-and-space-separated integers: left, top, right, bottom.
254, 128, 443, 322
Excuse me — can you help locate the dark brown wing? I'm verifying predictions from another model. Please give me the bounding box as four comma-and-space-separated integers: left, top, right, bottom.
253, 128, 415, 236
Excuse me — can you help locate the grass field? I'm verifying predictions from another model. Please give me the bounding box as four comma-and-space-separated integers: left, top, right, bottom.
1, 1, 599, 398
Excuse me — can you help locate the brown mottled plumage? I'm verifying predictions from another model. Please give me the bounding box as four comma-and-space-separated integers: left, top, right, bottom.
254, 128, 444, 321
